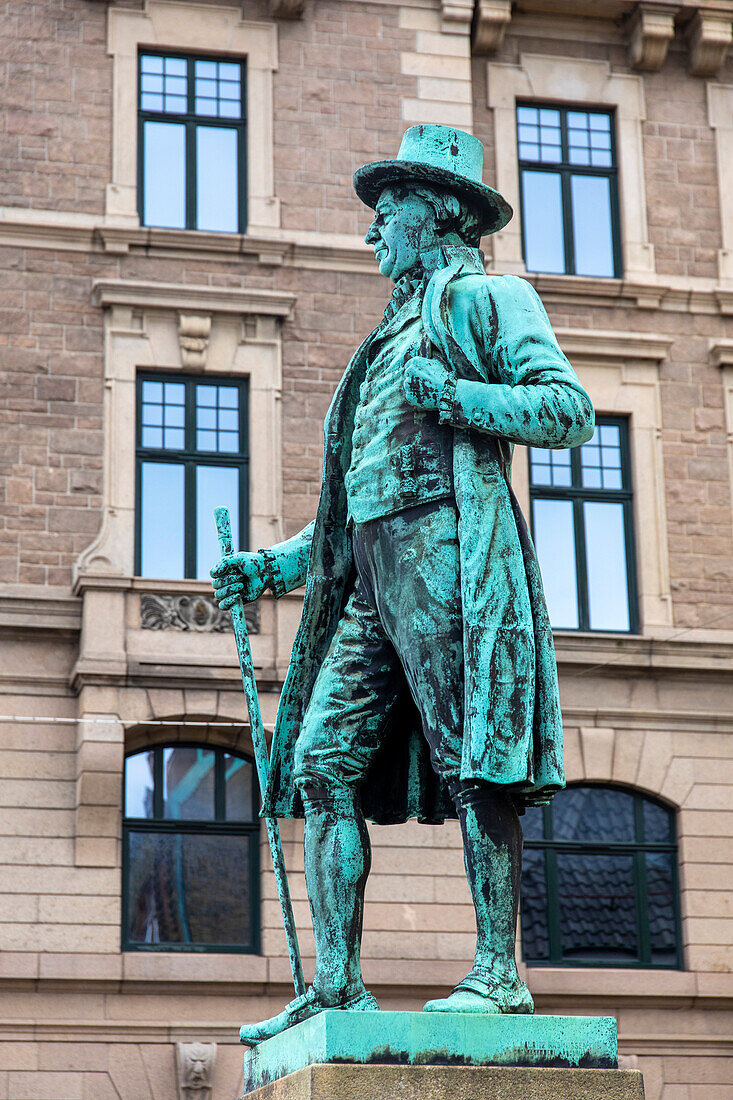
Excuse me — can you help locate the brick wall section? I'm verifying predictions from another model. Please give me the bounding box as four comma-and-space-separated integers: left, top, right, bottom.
0, 246, 112, 586
274, 2, 418, 235
0, 0, 111, 215
642, 49, 722, 281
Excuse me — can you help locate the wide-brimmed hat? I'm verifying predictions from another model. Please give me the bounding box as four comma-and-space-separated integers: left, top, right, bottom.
353, 124, 512, 236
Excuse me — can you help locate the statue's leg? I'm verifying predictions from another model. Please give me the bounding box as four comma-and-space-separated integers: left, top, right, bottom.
299, 783, 371, 1004
422, 783, 533, 1013
367, 502, 532, 1014
240, 577, 398, 1045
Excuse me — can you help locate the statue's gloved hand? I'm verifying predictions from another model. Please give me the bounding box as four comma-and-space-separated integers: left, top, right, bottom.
403, 355, 451, 411
210, 551, 268, 609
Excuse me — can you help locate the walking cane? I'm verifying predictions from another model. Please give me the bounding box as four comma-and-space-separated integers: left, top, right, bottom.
214, 507, 305, 998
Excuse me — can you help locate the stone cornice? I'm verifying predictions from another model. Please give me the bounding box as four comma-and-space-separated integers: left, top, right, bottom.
555, 327, 673, 361
91, 279, 296, 318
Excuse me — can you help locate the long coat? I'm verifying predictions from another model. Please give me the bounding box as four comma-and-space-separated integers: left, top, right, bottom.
262, 246, 595, 824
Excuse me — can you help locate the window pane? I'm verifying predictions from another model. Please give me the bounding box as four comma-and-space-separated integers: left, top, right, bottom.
644, 800, 673, 844
225, 754, 255, 821
125, 752, 155, 818
584, 501, 630, 631
646, 851, 678, 964
125, 831, 254, 946
532, 498, 579, 629
163, 747, 215, 820
521, 171, 565, 274
522, 805, 544, 841
520, 848, 549, 960
143, 121, 185, 229
140, 462, 184, 578
557, 851, 638, 961
553, 787, 635, 843
196, 126, 238, 232
571, 175, 615, 278
195, 465, 240, 581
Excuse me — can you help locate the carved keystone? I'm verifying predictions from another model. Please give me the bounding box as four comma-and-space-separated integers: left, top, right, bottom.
627, 4, 678, 72
177, 1042, 216, 1100
178, 312, 212, 370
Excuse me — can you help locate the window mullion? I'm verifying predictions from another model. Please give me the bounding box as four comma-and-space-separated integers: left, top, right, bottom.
215, 750, 225, 821
545, 847, 562, 963
153, 748, 164, 819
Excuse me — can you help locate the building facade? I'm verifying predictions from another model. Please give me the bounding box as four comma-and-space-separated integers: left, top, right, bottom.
1, 0, 733, 1096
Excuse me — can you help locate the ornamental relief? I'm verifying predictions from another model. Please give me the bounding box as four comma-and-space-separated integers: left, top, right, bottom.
140, 593, 259, 634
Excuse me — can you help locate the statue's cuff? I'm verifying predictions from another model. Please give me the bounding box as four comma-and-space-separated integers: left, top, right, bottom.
438, 374, 458, 424
259, 548, 287, 599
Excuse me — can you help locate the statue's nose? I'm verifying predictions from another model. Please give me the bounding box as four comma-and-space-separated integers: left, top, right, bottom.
365, 223, 379, 245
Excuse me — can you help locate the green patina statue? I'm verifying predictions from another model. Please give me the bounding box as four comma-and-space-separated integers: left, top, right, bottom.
211, 125, 595, 1043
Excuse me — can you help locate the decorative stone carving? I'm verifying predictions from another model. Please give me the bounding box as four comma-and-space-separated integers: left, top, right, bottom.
176, 1042, 216, 1100
140, 593, 259, 634
627, 4, 678, 72
473, 0, 512, 55
270, 0, 306, 18
178, 312, 212, 370
687, 10, 732, 77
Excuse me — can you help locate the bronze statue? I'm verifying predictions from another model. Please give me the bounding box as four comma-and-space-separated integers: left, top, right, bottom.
212, 125, 595, 1043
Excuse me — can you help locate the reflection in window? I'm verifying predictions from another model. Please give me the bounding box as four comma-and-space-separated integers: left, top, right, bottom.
521, 785, 681, 968
123, 745, 259, 951
139, 52, 245, 232
517, 104, 620, 277
136, 373, 248, 580
529, 417, 635, 632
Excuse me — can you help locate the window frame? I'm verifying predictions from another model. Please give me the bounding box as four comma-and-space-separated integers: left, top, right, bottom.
529, 414, 638, 634
137, 49, 248, 233
122, 743, 261, 954
516, 100, 622, 279
521, 783, 683, 970
134, 370, 249, 580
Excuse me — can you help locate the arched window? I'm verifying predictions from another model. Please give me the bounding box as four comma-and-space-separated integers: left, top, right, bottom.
123, 744, 259, 952
521, 784, 681, 968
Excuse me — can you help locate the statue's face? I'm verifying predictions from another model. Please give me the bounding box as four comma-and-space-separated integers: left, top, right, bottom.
365, 186, 439, 282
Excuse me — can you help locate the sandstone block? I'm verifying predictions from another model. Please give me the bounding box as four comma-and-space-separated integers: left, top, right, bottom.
241, 1064, 644, 1100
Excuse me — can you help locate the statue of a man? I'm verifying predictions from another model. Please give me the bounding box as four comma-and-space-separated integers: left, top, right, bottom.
212, 126, 594, 1043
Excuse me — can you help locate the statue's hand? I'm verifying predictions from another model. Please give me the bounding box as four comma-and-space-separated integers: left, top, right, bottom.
210, 551, 268, 609
403, 356, 451, 410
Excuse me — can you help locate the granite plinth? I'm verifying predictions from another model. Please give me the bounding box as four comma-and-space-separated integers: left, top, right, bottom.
241, 1064, 645, 1100
241, 1011, 618, 1095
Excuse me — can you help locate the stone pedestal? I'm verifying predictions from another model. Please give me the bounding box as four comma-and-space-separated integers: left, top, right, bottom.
240, 1011, 642, 1098
241, 1064, 645, 1099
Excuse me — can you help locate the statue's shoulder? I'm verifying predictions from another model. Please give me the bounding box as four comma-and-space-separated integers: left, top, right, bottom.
448, 271, 540, 311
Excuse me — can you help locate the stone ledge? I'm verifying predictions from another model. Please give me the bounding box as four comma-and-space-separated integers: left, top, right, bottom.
240, 1064, 645, 1100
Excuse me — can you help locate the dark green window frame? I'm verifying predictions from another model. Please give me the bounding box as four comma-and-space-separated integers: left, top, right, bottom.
521, 784, 682, 970
122, 744, 261, 953
137, 50, 247, 232
517, 102, 622, 278
134, 371, 249, 579
529, 415, 638, 633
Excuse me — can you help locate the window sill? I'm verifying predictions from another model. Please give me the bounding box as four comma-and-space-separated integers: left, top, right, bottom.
525, 965, 733, 1007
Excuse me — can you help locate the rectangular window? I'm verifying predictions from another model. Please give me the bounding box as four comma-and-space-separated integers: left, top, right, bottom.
517, 104, 620, 278
138, 52, 246, 232
135, 374, 248, 580
529, 418, 636, 632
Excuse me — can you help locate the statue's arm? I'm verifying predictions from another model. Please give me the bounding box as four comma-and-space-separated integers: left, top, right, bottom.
260, 520, 315, 598
447, 276, 595, 449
